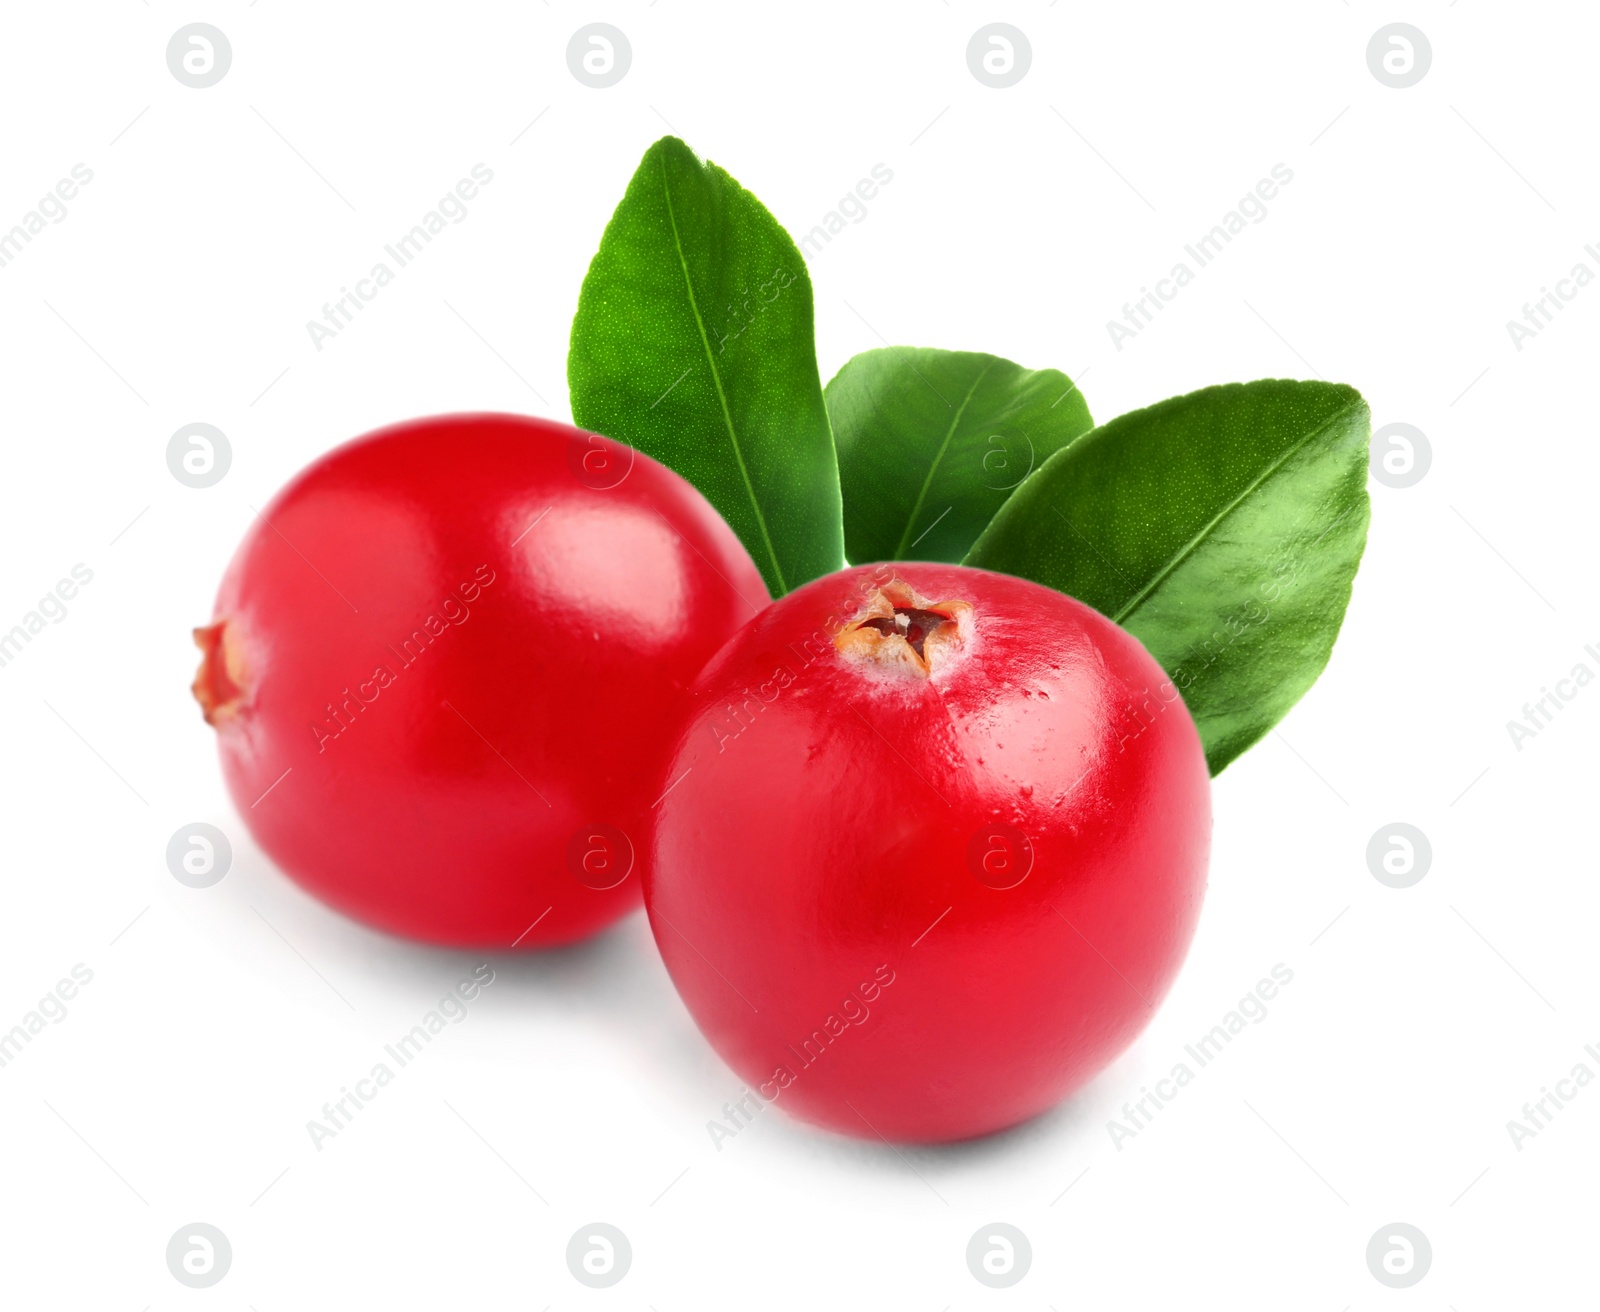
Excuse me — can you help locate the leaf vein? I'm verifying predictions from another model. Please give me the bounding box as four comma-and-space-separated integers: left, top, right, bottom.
658, 151, 788, 593
1109, 399, 1365, 625
893, 357, 997, 559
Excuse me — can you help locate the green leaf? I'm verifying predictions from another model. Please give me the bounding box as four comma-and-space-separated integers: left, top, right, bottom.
966, 379, 1371, 775
568, 136, 843, 596
825, 348, 1093, 565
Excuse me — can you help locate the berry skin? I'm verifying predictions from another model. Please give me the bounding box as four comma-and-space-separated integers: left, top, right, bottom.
193, 413, 767, 948
646, 562, 1211, 1142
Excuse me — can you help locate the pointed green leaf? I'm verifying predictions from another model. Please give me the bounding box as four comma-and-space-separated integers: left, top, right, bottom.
826, 348, 1093, 565
966, 379, 1371, 774
567, 136, 843, 596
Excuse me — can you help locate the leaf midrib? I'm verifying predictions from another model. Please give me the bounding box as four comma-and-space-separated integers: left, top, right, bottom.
892, 357, 996, 559
657, 150, 788, 594
1110, 400, 1364, 625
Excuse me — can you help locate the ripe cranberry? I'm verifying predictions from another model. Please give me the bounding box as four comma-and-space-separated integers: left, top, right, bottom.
193, 414, 767, 948
646, 563, 1211, 1141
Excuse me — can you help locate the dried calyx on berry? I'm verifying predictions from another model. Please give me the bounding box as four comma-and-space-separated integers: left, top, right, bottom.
832, 578, 973, 679
192, 621, 247, 727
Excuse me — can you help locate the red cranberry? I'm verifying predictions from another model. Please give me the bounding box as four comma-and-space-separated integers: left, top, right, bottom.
194, 413, 767, 947
646, 563, 1210, 1141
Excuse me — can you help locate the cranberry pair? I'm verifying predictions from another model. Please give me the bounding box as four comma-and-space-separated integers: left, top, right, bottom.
198, 414, 1208, 1142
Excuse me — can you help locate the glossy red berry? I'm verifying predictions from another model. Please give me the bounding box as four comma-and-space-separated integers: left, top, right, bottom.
193, 413, 767, 948
646, 562, 1211, 1142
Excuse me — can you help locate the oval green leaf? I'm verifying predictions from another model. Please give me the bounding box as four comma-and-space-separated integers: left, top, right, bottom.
826, 348, 1092, 565
568, 136, 843, 596
966, 379, 1371, 775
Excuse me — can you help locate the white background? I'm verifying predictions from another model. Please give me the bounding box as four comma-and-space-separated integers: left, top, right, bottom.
1, 2, 1594, 1306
